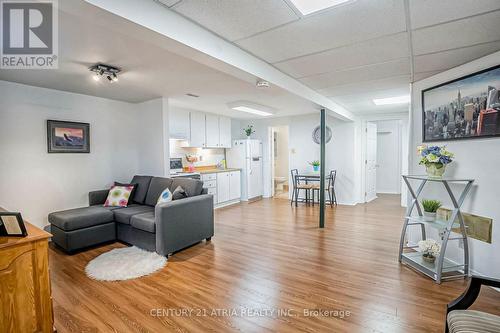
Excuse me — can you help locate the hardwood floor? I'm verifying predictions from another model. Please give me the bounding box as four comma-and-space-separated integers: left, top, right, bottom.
49, 195, 499, 332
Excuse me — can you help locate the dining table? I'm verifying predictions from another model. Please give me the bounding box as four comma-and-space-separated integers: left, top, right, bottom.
295, 172, 335, 206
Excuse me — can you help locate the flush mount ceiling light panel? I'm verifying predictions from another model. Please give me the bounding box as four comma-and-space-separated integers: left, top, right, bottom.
89, 63, 121, 83
373, 95, 410, 106
228, 101, 277, 117
288, 0, 355, 16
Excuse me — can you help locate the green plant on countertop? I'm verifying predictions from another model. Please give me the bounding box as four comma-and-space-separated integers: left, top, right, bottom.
244, 125, 255, 137
309, 160, 320, 167
422, 199, 442, 213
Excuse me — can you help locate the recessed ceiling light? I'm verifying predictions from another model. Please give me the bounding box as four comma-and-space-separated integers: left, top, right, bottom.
373, 95, 410, 106
228, 101, 276, 117
289, 0, 354, 16
186, 93, 200, 98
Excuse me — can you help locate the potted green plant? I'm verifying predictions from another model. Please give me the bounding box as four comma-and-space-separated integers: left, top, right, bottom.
417, 145, 454, 177
422, 199, 441, 222
244, 125, 255, 138
418, 239, 441, 264
309, 160, 320, 172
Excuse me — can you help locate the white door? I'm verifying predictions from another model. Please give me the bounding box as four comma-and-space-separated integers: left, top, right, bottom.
365, 123, 377, 202
205, 114, 220, 147
189, 112, 206, 147
376, 120, 401, 194
229, 171, 241, 200
217, 172, 230, 203
219, 116, 232, 148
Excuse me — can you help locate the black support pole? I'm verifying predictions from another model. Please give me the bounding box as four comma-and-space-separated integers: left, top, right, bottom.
319, 108, 326, 228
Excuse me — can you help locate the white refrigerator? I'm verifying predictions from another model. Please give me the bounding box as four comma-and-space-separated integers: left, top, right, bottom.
226, 139, 263, 201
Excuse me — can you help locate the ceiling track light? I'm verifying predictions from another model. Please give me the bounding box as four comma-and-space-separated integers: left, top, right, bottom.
89, 63, 121, 83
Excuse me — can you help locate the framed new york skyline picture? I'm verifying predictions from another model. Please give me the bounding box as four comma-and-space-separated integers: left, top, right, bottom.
422, 65, 500, 142
47, 120, 90, 153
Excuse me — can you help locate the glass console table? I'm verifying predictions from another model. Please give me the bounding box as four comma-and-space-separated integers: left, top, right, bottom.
399, 175, 474, 284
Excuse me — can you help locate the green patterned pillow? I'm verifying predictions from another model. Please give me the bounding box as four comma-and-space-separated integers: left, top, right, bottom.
104, 185, 134, 207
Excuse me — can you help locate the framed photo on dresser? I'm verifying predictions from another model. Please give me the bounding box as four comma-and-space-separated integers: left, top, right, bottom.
0, 212, 27, 237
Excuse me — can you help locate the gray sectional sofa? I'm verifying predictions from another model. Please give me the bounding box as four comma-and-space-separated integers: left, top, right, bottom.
48, 175, 214, 256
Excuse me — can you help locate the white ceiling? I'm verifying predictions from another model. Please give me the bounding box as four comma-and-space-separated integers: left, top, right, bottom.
160, 0, 500, 115
0, 0, 318, 119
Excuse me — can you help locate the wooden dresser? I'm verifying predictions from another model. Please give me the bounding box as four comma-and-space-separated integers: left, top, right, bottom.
0, 208, 54, 332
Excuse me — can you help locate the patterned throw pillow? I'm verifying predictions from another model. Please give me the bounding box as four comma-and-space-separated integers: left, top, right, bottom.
157, 188, 173, 204
104, 185, 134, 207
172, 186, 188, 200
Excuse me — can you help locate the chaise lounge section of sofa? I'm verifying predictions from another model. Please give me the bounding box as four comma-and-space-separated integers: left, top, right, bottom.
48, 175, 214, 256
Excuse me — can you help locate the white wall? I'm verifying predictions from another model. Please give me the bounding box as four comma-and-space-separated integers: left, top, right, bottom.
232, 114, 360, 205
409, 51, 500, 278
0, 81, 166, 228
136, 98, 169, 176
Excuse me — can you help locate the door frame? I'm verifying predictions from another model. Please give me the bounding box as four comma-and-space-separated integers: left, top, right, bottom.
267, 125, 290, 199
364, 122, 378, 203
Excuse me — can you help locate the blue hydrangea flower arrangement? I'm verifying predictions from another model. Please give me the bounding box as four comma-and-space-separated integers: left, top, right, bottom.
418, 145, 454, 177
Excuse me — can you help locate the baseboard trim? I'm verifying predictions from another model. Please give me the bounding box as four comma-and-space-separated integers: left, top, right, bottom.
215, 199, 241, 209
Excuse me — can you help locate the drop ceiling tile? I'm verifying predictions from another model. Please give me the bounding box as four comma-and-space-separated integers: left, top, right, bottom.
412, 11, 500, 55
171, 0, 299, 41
414, 41, 500, 73
236, 0, 406, 63
331, 84, 410, 114
274, 32, 409, 78
410, 0, 500, 29
413, 71, 442, 81
300, 58, 410, 90
318, 75, 411, 97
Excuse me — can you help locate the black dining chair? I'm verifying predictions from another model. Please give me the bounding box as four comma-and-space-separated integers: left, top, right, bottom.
290, 169, 313, 207
311, 170, 337, 207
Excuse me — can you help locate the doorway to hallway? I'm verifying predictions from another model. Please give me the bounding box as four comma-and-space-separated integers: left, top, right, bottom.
271, 125, 290, 199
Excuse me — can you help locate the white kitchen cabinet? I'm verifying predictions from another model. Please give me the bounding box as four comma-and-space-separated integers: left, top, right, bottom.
169, 108, 190, 140
219, 116, 232, 148
216, 172, 230, 203
189, 111, 206, 147
229, 171, 241, 200
205, 114, 220, 148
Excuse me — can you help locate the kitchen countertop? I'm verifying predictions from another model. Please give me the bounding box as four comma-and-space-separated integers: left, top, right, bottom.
198, 168, 241, 174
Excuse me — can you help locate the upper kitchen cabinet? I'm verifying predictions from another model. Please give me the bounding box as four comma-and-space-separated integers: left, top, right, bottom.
219, 116, 232, 148
169, 108, 190, 140
171, 108, 232, 148
189, 111, 207, 148
205, 114, 220, 148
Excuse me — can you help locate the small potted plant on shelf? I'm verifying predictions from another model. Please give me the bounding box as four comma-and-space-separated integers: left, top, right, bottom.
417, 145, 454, 177
309, 160, 320, 172
422, 199, 441, 222
244, 125, 255, 138
418, 239, 441, 264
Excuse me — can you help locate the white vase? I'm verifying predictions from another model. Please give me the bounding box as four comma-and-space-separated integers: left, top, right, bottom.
423, 211, 436, 222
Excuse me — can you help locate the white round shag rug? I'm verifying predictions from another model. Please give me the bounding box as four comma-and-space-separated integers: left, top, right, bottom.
85, 246, 167, 281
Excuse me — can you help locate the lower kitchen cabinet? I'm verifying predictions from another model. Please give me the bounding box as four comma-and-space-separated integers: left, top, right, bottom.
202, 171, 241, 207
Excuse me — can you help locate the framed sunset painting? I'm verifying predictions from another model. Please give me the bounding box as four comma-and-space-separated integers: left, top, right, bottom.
47, 120, 90, 153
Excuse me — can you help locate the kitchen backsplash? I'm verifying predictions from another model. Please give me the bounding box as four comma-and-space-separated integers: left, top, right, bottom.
169, 139, 225, 167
